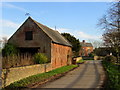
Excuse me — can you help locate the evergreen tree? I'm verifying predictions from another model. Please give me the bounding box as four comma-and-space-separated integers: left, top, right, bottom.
61, 33, 81, 56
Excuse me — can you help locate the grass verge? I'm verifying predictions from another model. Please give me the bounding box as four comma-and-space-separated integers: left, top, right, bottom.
102, 60, 120, 90
4, 65, 78, 89
76, 60, 84, 64
83, 59, 94, 60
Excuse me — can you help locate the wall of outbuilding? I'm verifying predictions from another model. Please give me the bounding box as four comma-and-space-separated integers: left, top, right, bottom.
51, 43, 72, 69
8, 18, 51, 61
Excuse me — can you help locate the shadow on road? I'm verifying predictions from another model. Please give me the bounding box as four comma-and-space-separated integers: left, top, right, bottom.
65, 62, 89, 88
90, 61, 100, 88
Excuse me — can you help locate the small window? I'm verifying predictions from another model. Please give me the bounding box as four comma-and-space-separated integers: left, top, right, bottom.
25, 31, 33, 40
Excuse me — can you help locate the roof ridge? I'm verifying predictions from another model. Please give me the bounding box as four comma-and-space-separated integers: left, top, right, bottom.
30, 17, 56, 32
29, 17, 72, 47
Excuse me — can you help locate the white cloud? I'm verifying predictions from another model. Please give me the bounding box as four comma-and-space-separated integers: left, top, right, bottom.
57, 28, 69, 33
51, 27, 69, 33
77, 31, 101, 40
0, 19, 20, 39
0, 34, 9, 40
0, 20, 102, 42
51, 27, 102, 41
2, 3, 26, 12
0, 19, 20, 29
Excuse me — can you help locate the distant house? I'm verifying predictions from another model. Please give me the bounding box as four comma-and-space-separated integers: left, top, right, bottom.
79, 40, 93, 56
8, 17, 72, 69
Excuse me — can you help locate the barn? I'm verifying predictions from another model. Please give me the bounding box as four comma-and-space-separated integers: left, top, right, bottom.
8, 17, 72, 69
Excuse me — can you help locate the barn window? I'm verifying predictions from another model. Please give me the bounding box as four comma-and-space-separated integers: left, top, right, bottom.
25, 31, 33, 40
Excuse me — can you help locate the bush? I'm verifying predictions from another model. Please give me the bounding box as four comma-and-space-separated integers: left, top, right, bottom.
104, 55, 117, 63
102, 60, 120, 89
2, 43, 18, 57
2, 54, 34, 69
33, 53, 48, 64
89, 53, 95, 57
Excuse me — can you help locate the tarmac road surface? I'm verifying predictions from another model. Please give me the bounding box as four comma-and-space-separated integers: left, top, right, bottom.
37, 60, 105, 89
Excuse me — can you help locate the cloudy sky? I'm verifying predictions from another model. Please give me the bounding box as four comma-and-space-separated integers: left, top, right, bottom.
0, 1, 112, 42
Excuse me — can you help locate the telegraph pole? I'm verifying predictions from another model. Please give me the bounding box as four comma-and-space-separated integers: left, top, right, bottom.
55, 26, 56, 30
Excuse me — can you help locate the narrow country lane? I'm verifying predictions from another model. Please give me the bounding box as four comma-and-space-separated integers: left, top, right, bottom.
37, 60, 105, 88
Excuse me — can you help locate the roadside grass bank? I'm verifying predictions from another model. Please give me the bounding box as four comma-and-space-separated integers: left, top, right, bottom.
102, 60, 120, 90
76, 59, 95, 64
76, 60, 84, 64
83, 59, 94, 60
3, 65, 78, 89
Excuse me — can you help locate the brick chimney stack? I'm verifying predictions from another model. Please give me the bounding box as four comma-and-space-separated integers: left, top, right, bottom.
82, 40, 85, 43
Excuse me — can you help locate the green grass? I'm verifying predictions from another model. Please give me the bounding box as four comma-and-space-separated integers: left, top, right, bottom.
76, 60, 84, 64
5, 65, 78, 88
84, 59, 93, 61
102, 60, 120, 90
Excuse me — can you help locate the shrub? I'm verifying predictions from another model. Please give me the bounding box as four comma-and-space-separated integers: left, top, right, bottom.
2, 43, 18, 57
104, 55, 117, 63
102, 60, 120, 89
33, 53, 48, 64
89, 53, 95, 57
2, 54, 34, 69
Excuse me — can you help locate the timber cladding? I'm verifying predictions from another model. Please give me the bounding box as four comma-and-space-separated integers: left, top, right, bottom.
8, 17, 51, 61
8, 16, 72, 65
8, 17, 72, 63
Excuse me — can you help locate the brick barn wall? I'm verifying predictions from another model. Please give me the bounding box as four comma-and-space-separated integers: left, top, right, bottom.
51, 43, 72, 69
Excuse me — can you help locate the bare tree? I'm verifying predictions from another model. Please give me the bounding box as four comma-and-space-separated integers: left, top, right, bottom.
2, 37, 7, 44
98, 1, 120, 63
0, 37, 8, 48
0, 39, 2, 50
88, 39, 104, 49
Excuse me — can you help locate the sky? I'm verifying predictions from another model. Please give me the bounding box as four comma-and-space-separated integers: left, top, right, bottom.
0, 2, 111, 43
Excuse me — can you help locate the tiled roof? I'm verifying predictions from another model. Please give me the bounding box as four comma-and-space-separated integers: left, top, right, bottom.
80, 42, 93, 47
30, 17, 72, 47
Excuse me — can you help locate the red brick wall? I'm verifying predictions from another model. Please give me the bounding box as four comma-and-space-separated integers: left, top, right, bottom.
51, 43, 72, 69
79, 47, 93, 56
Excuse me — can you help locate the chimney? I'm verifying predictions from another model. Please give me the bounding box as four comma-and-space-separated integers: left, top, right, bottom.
82, 40, 85, 43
